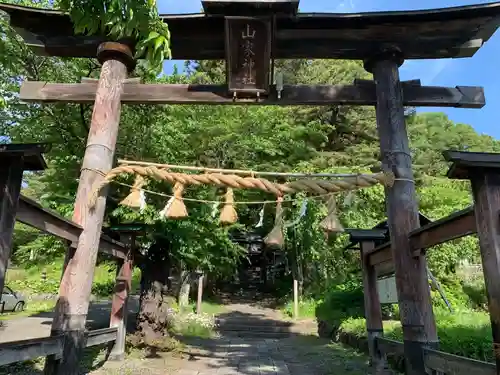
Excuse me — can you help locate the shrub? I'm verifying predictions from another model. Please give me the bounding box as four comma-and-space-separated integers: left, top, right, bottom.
172, 312, 216, 338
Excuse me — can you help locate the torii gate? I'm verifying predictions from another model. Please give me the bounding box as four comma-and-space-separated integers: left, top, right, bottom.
1, 1, 499, 374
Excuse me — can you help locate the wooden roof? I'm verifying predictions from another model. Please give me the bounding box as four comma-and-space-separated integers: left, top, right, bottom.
1, 2, 499, 60
345, 212, 432, 249
0, 143, 49, 171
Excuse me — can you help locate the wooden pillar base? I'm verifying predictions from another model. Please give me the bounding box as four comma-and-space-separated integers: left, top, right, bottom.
445, 150, 500, 371
367, 50, 438, 375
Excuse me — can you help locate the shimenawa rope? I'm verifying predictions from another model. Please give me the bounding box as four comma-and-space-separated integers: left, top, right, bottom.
87, 165, 395, 208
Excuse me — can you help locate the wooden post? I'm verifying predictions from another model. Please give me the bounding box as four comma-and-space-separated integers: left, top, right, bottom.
293, 279, 299, 319
0, 158, 23, 296
360, 240, 388, 373
46, 42, 134, 375
0, 144, 48, 296
109, 251, 133, 361
365, 51, 438, 375
196, 274, 204, 315
445, 151, 500, 372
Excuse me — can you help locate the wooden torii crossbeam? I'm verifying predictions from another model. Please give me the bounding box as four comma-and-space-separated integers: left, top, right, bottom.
19, 79, 485, 108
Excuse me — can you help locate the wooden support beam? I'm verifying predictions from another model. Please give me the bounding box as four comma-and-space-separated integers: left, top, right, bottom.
423, 347, 496, 375
17, 195, 81, 243
17, 195, 127, 259
0, 158, 25, 297
19, 81, 486, 108
360, 240, 388, 373
0, 336, 64, 366
109, 234, 134, 361
0, 144, 48, 297
374, 261, 395, 277
368, 206, 477, 267
48, 42, 133, 375
409, 205, 476, 252
368, 53, 438, 375
446, 150, 500, 372
85, 328, 118, 347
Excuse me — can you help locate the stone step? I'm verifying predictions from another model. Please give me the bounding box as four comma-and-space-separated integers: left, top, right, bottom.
217, 330, 291, 339
216, 323, 292, 333
215, 318, 292, 328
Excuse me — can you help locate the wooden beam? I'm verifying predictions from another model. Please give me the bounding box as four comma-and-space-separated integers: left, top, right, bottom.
109, 235, 133, 361
0, 157, 24, 297
19, 81, 486, 108
0, 335, 63, 366
17, 195, 81, 243
409, 206, 476, 252
376, 337, 405, 357
85, 327, 118, 348
368, 206, 477, 267
423, 347, 496, 375
3, 2, 500, 60
360, 241, 387, 371
17, 195, 127, 259
374, 260, 394, 277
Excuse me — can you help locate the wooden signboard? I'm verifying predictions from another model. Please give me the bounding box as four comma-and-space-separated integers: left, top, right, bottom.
377, 276, 398, 304
225, 16, 272, 95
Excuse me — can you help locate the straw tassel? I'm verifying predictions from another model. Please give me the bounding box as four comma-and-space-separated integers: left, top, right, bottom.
164, 182, 188, 219
119, 175, 145, 209
220, 188, 238, 225
320, 196, 344, 233
264, 196, 285, 249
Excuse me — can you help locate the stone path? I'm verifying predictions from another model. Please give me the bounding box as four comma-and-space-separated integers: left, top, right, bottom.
93, 336, 370, 375
0, 299, 370, 375
91, 303, 370, 375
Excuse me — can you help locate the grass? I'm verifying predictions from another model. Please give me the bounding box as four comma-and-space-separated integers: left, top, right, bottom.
282, 298, 319, 320
5, 258, 142, 299
0, 299, 56, 320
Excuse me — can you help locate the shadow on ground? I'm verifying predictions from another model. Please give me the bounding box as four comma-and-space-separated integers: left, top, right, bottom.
168, 307, 370, 375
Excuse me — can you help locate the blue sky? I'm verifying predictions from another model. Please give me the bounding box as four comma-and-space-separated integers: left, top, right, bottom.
157, 0, 500, 139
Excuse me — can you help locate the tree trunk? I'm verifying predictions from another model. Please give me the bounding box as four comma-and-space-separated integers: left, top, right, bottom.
136, 242, 175, 348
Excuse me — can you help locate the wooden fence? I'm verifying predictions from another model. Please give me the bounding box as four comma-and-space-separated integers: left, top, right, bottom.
349, 151, 500, 374
376, 338, 496, 375
0, 177, 132, 371
0, 327, 118, 366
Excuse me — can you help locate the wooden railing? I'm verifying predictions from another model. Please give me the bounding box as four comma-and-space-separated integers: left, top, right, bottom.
0, 327, 117, 366
364, 205, 476, 275
375, 338, 496, 375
